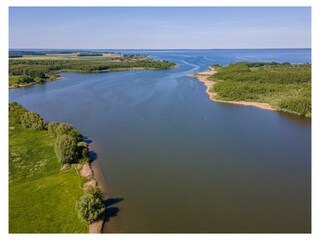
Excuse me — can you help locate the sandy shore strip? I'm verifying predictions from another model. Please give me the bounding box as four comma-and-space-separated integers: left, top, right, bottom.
79, 161, 107, 233
187, 67, 275, 112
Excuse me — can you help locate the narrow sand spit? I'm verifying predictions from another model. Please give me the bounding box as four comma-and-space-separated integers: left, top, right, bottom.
80, 163, 105, 233
187, 67, 275, 111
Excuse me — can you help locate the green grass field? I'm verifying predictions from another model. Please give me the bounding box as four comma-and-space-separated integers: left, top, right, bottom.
9, 122, 88, 233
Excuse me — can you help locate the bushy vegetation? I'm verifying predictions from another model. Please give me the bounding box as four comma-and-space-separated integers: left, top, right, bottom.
69, 129, 83, 142
75, 187, 105, 223
51, 123, 90, 164
54, 134, 79, 164
9, 102, 28, 123
278, 96, 311, 116
209, 62, 311, 117
56, 123, 73, 136
20, 111, 46, 130
48, 122, 59, 137
10, 102, 46, 130
10, 102, 91, 164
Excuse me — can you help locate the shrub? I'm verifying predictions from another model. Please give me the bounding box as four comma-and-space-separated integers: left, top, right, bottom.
56, 123, 73, 136
54, 134, 78, 164
17, 75, 34, 84
75, 187, 105, 223
76, 142, 91, 163
77, 141, 88, 148
20, 111, 46, 130
34, 77, 44, 83
9, 102, 28, 124
69, 129, 83, 143
81, 148, 91, 163
48, 122, 59, 137
278, 96, 311, 116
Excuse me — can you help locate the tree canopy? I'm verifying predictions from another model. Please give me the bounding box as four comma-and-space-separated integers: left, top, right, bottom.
209, 62, 311, 117
54, 134, 78, 164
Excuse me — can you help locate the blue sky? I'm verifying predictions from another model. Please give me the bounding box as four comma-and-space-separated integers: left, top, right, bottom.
9, 7, 311, 49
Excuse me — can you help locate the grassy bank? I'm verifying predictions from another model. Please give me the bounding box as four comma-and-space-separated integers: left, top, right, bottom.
9, 122, 88, 233
208, 62, 311, 117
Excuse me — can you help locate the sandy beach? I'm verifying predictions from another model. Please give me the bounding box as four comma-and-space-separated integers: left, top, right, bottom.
188, 67, 276, 112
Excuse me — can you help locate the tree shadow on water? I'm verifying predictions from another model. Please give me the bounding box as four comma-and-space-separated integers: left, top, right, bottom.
104, 198, 123, 223
83, 136, 98, 162
89, 151, 97, 162
83, 136, 93, 144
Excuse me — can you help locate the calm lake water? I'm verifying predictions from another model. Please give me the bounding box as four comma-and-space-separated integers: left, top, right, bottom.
9, 49, 311, 233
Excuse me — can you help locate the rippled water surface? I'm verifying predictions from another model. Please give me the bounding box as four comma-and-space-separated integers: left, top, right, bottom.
9, 49, 311, 233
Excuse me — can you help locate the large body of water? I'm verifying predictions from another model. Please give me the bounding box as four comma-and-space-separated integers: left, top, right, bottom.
9, 49, 311, 233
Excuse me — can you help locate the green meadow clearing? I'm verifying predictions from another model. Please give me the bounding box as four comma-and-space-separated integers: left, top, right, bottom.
9, 122, 88, 233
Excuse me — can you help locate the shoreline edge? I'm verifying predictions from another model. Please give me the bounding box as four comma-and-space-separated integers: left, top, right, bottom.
187, 66, 276, 112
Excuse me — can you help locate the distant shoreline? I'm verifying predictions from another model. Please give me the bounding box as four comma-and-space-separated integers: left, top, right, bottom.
9, 65, 177, 89
10, 48, 311, 51
9, 76, 64, 89
187, 67, 276, 112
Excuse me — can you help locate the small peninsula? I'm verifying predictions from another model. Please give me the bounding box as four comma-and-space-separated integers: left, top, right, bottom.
189, 62, 311, 117
9, 50, 176, 88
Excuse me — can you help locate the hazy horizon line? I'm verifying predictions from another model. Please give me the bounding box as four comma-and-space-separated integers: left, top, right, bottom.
9, 48, 311, 51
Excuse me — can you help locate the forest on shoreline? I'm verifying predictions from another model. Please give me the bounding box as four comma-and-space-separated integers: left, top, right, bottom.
209, 62, 311, 117
9, 51, 176, 87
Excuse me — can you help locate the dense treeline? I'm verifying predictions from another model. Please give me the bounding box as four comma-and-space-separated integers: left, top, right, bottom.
9, 102, 91, 163
9, 50, 146, 58
9, 53, 23, 58
122, 53, 147, 59
78, 52, 103, 56
9, 51, 47, 58
9, 58, 175, 86
209, 62, 311, 117
9, 50, 75, 58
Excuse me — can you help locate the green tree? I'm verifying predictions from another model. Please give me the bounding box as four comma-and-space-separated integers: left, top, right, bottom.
18, 75, 34, 84
76, 141, 91, 163
75, 187, 105, 223
56, 123, 73, 136
9, 102, 28, 124
48, 122, 59, 137
54, 134, 78, 164
69, 129, 83, 143
20, 111, 46, 130
34, 77, 44, 83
